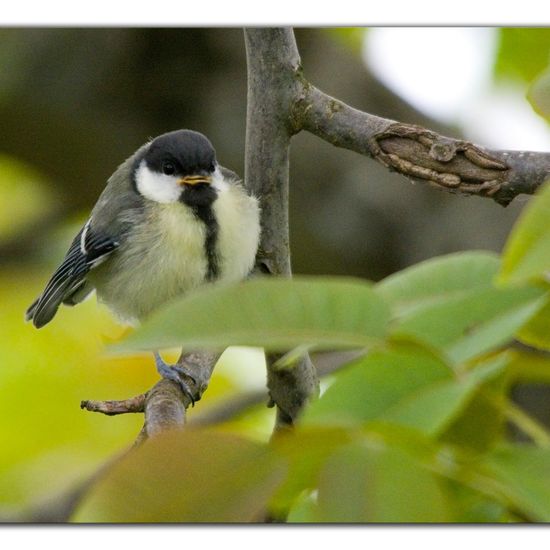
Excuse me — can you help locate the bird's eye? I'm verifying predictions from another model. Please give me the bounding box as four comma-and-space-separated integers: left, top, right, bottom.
162, 162, 176, 175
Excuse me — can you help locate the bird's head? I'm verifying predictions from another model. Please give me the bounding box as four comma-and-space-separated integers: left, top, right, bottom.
133, 129, 220, 205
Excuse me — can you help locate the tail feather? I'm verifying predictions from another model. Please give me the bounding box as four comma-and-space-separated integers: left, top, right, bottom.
25, 298, 39, 323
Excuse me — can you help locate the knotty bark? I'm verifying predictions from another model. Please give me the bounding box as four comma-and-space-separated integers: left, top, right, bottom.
292, 77, 550, 206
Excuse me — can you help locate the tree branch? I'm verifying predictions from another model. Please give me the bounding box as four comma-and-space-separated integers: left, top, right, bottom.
244, 28, 319, 430
190, 351, 362, 426
82, 350, 220, 443
242, 26, 550, 431
293, 82, 550, 207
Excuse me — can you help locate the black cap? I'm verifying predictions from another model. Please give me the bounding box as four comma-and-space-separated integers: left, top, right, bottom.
144, 129, 216, 176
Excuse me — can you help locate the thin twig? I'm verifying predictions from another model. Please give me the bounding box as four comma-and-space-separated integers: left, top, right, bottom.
80, 394, 146, 415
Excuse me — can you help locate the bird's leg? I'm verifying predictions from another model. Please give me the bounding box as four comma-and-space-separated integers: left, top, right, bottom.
153, 351, 198, 406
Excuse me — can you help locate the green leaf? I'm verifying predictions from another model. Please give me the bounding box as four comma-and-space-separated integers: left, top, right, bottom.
315, 443, 451, 522
72, 429, 286, 522
495, 29, 550, 83
441, 357, 510, 452
484, 446, 550, 522
376, 251, 500, 317
376, 251, 544, 363
302, 341, 453, 427
528, 68, 550, 121
499, 180, 550, 285
114, 277, 391, 353
381, 353, 507, 437
391, 286, 547, 364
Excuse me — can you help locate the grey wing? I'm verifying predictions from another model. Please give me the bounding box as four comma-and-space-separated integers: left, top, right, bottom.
26, 219, 119, 328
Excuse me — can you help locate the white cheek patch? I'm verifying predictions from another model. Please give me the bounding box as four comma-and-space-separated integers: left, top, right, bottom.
211, 166, 229, 192
135, 161, 181, 203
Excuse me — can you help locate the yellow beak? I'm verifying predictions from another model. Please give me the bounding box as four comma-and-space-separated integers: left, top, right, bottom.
178, 175, 212, 186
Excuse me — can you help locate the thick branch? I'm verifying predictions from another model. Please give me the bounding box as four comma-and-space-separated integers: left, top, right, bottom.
244, 28, 300, 276
295, 84, 550, 206
244, 28, 319, 429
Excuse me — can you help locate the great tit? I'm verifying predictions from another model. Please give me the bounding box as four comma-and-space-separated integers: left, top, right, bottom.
26, 129, 261, 394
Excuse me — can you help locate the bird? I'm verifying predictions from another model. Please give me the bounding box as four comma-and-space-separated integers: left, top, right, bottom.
26, 129, 261, 398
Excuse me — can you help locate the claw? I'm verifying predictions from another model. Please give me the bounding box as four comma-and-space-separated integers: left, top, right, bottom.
154, 352, 197, 406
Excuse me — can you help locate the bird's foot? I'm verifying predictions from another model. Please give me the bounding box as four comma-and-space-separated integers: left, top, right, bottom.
154, 352, 199, 406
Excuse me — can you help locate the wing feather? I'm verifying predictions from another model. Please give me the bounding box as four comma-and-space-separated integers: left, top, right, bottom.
26, 220, 118, 328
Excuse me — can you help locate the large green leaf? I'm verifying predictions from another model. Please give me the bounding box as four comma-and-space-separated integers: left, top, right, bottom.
377, 251, 500, 317
391, 286, 547, 364
484, 446, 550, 522
72, 429, 286, 522
114, 277, 391, 353
315, 443, 451, 522
499, 180, 550, 286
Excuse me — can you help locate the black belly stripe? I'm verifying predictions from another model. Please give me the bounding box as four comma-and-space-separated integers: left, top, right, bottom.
180, 184, 220, 281
192, 203, 219, 281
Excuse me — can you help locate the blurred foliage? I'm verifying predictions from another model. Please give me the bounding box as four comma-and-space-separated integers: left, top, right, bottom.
73, 429, 285, 522
495, 28, 550, 126
79, 179, 550, 523
0, 155, 55, 244
0, 265, 268, 510
324, 28, 366, 54
0, 269, 146, 506
495, 28, 550, 83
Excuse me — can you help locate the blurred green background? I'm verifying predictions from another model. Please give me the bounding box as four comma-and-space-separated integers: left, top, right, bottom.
1, 27, 549, 512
